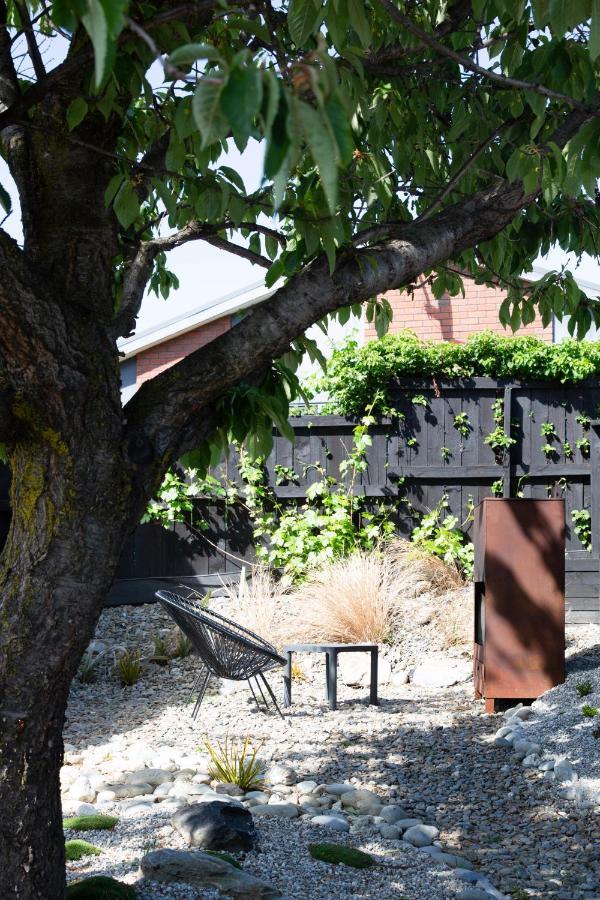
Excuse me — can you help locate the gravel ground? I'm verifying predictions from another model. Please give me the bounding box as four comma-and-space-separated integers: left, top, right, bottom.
63, 604, 600, 899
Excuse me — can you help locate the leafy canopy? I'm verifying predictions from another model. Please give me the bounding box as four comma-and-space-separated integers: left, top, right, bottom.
3, 1, 600, 457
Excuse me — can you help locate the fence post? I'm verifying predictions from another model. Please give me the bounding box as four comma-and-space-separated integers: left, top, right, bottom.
502, 386, 513, 498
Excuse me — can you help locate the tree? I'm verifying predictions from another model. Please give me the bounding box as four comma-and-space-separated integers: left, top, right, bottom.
0, 0, 599, 895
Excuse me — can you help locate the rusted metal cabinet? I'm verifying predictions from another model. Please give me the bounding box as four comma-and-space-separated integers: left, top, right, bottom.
473, 498, 566, 712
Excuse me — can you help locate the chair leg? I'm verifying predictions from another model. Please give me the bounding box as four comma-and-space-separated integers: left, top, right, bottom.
259, 671, 285, 720
247, 677, 264, 712
188, 666, 206, 704
254, 674, 270, 710
191, 669, 211, 720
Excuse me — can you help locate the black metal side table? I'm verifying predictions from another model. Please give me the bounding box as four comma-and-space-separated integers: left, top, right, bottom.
282, 643, 378, 711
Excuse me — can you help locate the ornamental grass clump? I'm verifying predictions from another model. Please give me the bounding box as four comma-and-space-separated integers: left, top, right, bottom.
219, 566, 295, 648
204, 734, 265, 791
114, 648, 142, 686
290, 551, 400, 644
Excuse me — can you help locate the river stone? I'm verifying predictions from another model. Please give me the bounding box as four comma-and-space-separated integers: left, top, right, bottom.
172, 801, 256, 851
402, 824, 439, 847
317, 783, 354, 796
140, 848, 281, 896
251, 803, 299, 819
379, 824, 401, 840
125, 768, 173, 786
379, 805, 409, 825
554, 758, 577, 782
311, 815, 350, 832
410, 656, 471, 688
340, 789, 382, 814
98, 782, 153, 799
264, 764, 296, 786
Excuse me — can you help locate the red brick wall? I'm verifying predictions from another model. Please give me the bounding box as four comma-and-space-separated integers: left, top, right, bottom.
136, 315, 231, 385
365, 279, 553, 343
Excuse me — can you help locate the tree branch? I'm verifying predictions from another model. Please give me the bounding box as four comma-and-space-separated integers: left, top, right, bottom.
123, 99, 600, 480
378, 0, 590, 112
14, 2, 45, 82
0, 1, 19, 110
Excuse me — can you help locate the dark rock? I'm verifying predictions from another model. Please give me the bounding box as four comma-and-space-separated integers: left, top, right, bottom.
172, 801, 257, 851
140, 849, 281, 897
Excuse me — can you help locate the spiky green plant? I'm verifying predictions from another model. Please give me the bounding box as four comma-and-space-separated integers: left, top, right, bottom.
203, 734, 264, 791
115, 649, 142, 686
77, 652, 104, 684
582, 704, 599, 718
150, 633, 170, 665
576, 680, 593, 697
169, 629, 193, 658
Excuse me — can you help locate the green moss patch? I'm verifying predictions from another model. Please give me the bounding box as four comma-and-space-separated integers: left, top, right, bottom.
204, 850, 242, 869
63, 814, 119, 832
65, 839, 102, 861
66, 876, 135, 899
308, 842, 374, 869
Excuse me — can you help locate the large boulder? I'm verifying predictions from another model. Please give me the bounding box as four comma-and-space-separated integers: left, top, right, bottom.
410, 655, 471, 688
172, 802, 257, 851
140, 849, 281, 897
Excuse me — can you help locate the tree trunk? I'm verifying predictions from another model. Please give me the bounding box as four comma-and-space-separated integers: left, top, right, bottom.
0, 390, 132, 898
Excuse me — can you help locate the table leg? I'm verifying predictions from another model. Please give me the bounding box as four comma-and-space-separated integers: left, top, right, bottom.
283, 651, 292, 707
327, 649, 338, 711
369, 648, 378, 705
325, 653, 330, 701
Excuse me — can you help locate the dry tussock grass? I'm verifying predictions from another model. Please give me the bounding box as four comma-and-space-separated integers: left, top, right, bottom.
218, 566, 296, 649
288, 551, 400, 644
384, 539, 464, 598
433, 586, 473, 648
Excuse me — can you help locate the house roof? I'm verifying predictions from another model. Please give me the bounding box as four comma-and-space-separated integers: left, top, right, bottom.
117, 280, 277, 360
118, 263, 600, 361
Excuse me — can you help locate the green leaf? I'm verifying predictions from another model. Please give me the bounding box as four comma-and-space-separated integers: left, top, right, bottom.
113, 181, 140, 229
192, 72, 229, 147
66, 97, 89, 130
591, 0, 600, 62
0, 443, 7, 463
220, 66, 263, 150
0, 182, 11, 215
348, 0, 371, 46
288, 0, 322, 46
264, 96, 290, 180
297, 101, 339, 213
81, 0, 108, 88
168, 43, 223, 66
324, 95, 354, 164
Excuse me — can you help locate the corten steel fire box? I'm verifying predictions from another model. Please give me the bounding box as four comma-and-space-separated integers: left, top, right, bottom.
473, 498, 566, 713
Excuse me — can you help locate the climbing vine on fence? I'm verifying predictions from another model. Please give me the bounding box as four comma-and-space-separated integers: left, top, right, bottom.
317, 332, 600, 416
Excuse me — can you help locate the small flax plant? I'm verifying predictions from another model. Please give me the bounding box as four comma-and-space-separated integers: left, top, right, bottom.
77, 651, 104, 684
150, 633, 170, 666
204, 734, 265, 791
169, 628, 193, 659
115, 648, 142, 686
576, 680, 593, 697
582, 704, 599, 718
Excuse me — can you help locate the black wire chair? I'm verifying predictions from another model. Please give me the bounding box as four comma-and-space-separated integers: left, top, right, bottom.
155, 589, 286, 719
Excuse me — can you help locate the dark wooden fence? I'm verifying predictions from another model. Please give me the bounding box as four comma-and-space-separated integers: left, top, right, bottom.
112, 377, 600, 623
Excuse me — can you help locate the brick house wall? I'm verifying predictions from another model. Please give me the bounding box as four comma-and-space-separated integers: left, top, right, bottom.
135, 314, 231, 385
365, 278, 553, 343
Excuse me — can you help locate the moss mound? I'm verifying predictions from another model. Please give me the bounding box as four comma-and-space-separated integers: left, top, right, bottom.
204, 850, 242, 869
65, 839, 102, 861
63, 814, 119, 832
66, 876, 135, 899
308, 842, 374, 869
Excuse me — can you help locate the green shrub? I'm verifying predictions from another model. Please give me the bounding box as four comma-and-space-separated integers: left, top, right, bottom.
308, 843, 374, 869
63, 814, 118, 832
66, 876, 135, 899
204, 734, 265, 791
317, 332, 600, 416
582, 704, 599, 718
65, 839, 102, 861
